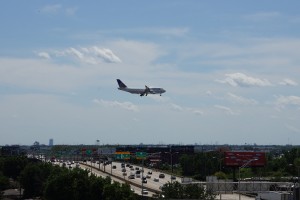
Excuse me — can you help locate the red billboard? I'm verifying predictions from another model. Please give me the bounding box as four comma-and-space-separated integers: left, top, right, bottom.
224, 151, 266, 167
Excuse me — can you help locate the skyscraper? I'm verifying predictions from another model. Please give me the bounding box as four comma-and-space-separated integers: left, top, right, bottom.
49, 138, 53, 146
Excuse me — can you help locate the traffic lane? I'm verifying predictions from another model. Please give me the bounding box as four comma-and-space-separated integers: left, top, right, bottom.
110, 161, 180, 191
83, 161, 155, 197
107, 162, 161, 195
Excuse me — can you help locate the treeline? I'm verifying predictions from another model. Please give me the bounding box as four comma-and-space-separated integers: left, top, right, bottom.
0, 156, 138, 199
0, 156, 28, 198
179, 148, 300, 181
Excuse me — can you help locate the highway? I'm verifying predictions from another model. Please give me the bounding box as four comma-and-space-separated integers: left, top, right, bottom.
82, 161, 181, 197
53, 160, 180, 197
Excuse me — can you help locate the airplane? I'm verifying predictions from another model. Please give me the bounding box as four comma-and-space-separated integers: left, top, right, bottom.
117, 79, 166, 96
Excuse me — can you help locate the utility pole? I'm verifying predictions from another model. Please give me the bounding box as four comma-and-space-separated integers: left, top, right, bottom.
239, 159, 257, 200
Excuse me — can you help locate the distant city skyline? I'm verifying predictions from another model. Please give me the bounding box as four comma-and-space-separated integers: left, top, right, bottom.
0, 1, 300, 145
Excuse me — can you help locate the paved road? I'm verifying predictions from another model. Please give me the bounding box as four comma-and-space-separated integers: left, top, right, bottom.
82, 161, 160, 197
50, 160, 256, 199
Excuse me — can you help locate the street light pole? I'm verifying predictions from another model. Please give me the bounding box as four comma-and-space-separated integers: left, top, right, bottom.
141, 152, 161, 199
238, 159, 257, 200
165, 152, 179, 174
165, 152, 178, 184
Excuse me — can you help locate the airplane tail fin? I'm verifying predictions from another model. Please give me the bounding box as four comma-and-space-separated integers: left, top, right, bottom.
117, 79, 127, 88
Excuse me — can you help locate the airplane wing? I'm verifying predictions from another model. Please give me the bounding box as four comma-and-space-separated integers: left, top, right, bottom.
140, 85, 151, 96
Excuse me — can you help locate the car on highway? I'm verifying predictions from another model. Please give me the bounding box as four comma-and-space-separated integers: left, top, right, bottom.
159, 173, 165, 178
128, 174, 135, 179
141, 189, 148, 195
142, 178, 147, 183
122, 168, 126, 172
135, 170, 141, 178
153, 177, 159, 182
147, 170, 152, 175
171, 175, 176, 180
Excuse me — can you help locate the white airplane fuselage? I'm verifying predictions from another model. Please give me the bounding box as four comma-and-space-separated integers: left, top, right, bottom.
117, 79, 166, 96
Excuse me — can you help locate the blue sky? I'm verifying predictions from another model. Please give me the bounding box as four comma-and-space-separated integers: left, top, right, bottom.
1, 1, 300, 145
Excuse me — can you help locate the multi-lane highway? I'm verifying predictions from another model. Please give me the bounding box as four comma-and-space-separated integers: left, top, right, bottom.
54, 160, 181, 197
83, 161, 181, 197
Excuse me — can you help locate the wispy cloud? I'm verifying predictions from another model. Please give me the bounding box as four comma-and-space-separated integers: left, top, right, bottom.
37, 52, 51, 59
275, 95, 300, 110
93, 99, 139, 112
227, 93, 258, 105
40, 4, 62, 14
214, 105, 239, 115
170, 103, 204, 116
42, 46, 122, 64
40, 4, 78, 16
191, 109, 204, 116
279, 78, 298, 86
217, 73, 272, 87
171, 103, 184, 112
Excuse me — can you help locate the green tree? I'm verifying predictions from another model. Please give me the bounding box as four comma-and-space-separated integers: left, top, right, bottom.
0, 173, 9, 198
161, 181, 184, 199
103, 181, 136, 200
87, 174, 105, 200
44, 168, 90, 200
214, 171, 227, 180
20, 162, 54, 198
1, 156, 28, 180
294, 158, 300, 180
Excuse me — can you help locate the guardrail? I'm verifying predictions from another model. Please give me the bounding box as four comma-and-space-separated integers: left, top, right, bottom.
80, 162, 161, 195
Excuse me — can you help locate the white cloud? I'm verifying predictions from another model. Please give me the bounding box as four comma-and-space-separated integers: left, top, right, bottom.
171, 103, 204, 116
37, 52, 51, 59
40, 4, 62, 14
67, 48, 84, 60
279, 78, 298, 86
227, 93, 258, 105
51, 46, 122, 64
218, 73, 272, 87
192, 110, 204, 116
91, 47, 122, 63
40, 4, 78, 16
275, 95, 300, 109
171, 103, 184, 112
214, 105, 239, 115
93, 99, 139, 112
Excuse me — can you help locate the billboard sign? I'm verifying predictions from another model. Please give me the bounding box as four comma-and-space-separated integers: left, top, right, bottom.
115, 151, 131, 160
224, 151, 266, 167
98, 147, 116, 155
